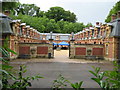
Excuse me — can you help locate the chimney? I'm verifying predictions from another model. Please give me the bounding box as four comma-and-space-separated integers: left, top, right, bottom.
96, 22, 99, 25
4, 10, 10, 16
117, 11, 120, 18
111, 14, 116, 21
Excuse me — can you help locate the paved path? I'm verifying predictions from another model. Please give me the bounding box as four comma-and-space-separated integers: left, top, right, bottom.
10, 50, 111, 64
10, 50, 114, 88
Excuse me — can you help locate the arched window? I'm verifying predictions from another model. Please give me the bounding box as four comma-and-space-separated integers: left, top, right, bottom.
94, 42, 96, 44
106, 44, 108, 55
99, 42, 102, 44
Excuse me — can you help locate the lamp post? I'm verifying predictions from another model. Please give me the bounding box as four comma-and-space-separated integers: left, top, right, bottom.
50, 31, 52, 39
71, 32, 75, 41
48, 31, 53, 59
49, 31, 53, 41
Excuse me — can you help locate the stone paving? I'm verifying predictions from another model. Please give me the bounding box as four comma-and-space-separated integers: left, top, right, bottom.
9, 50, 114, 88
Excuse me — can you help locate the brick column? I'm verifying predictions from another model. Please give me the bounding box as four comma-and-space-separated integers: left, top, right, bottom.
69, 40, 75, 59
48, 39, 54, 58
113, 37, 119, 61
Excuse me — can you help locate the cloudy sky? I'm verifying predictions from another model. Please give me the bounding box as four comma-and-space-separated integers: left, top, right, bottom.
19, 0, 119, 25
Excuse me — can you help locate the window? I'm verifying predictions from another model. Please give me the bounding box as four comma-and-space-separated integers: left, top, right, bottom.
99, 42, 102, 44
94, 42, 96, 44
106, 44, 108, 55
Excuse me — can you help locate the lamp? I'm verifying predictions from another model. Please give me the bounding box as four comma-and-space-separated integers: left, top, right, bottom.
50, 31, 52, 39
71, 32, 75, 41
49, 31, 53, 41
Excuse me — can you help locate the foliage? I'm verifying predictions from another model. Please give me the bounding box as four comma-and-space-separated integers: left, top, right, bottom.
14, 3, 41, 16
8, 2, 87, 33
85, 23, 93, 28
104, 61, 120, 89
70, 81, 84, 90
89, 63, 120, 89
2, 65, 43, 89
52, 74, 69, 89
89, 66, 109, 89
1, 1, 19, 11
10, 14, 85, 33
0, 46, 15, 88
8, 65, 42, 89
0, 38, 43, 89
63, 10, 77, 23
45, 6, 77, 22
105, 1, 120, 22
52, 74, 84, 90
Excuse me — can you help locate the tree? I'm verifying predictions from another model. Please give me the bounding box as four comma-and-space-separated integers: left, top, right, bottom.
105, 1, 120, 22
37, 11, 45, 17
46, 19, 60, 33
85, 23, 93, 28
63, 10, 77, 23
2, 1, 18, 11
45, 6, 77, 22
15, 3, 40, 16
45, 6, 65, 22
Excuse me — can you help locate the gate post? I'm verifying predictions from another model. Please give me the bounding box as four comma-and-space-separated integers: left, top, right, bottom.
69, 40, 75, 59
49, 39, 54, 58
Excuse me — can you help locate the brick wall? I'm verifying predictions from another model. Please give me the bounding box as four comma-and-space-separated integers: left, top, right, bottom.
19, 46, 30, 54
72, 44, 104, 59
117, 38, 120, 59
37, 47, 48, 54
92, 48, 103, 56
108, 43, 113, 58
11, 40, 14, 56
75, 47, 86, 55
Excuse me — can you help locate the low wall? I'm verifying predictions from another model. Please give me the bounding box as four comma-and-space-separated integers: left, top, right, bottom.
18, 43, 54, 59
70, 43, 104, 60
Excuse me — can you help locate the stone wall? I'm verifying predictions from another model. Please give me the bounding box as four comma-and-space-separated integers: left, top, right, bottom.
18, 43, 54, 59
69, 41, 104, 60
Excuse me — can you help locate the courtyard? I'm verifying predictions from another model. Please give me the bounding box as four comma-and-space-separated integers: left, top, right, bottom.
10, 50, 114, 88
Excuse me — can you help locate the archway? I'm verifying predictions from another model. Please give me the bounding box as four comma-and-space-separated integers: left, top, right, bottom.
53, 41, 70, 59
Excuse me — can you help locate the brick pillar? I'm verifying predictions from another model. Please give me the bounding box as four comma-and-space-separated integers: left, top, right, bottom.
48, 39, 54, 58
30, 46, 37, 58
69, 40, 75, 59
112, 37, 118, 61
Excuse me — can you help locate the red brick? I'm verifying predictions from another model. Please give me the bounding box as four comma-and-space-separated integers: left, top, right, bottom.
19, 46, 30, 54
92, 48, 103, 56
75, 47, 86, 55
37, 47, 48, 54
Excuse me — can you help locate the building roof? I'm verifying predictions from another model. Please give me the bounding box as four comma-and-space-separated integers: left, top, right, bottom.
110, 18, 120, 37
40, 33, 70, 36
0, 13, 13, 34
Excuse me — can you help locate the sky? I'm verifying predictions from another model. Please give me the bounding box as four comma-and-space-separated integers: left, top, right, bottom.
19, 0, 120, 25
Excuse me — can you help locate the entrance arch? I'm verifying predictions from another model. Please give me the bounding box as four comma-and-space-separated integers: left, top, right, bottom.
53, 41, 70, 59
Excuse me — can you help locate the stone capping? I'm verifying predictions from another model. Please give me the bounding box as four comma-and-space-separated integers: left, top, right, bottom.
19, 42, 49, 44
75, 44, 104, 45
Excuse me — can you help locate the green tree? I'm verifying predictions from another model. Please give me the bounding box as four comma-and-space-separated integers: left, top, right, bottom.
15, 3, 40, 16
45, 6, 65, 22
45, 6, 77, 22
46, 19, 60, 33
37, 11, 45, 17
2, 1, 18, 11
105, 1, 120, 22
63, 22, 85, 33
63, 10, 77, 23
85, 23, 93, 28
